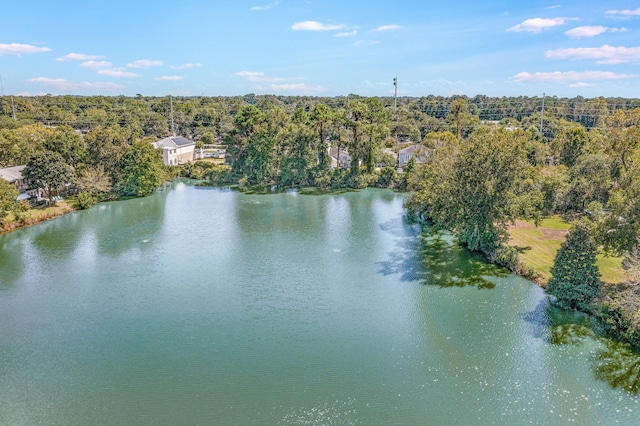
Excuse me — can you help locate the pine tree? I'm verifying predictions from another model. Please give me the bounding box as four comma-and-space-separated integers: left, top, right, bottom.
547, 221, 603, 311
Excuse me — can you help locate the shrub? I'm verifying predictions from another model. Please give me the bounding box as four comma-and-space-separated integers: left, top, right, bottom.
77, 192, 96, 210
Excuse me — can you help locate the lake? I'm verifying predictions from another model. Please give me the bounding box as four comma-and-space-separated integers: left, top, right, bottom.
1, 182, 639, 425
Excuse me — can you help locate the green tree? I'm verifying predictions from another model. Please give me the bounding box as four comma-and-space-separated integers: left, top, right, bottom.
118, 142, 164, 197
84, 125, 128, 185
0, 178, 19, 224
310, 103, 333, 173
43, 125, 86, 167
361, 97, 390, 173
23, 151, 75, 204
552, 122, 588, 167
279, 112, 316, 186
448, 98, 468, 140
406, 128, 534, 254
75, 165, 113, 195
547, 221, 603, 311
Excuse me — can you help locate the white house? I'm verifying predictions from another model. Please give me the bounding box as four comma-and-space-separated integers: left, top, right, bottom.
329, 147, 352, 169
398, 144, 431, 167
152, 136, 196, 166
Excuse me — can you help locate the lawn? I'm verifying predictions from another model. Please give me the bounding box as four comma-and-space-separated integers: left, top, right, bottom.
508, 216, 626, 285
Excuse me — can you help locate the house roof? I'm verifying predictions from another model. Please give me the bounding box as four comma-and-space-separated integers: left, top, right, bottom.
152, 136, 195, 149
399, 144, 419, 155
329, 147, 351, 160
0, 165, 26, 183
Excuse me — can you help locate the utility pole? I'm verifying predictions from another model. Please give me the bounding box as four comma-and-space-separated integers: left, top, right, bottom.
393, 76, 398, 117
393, 76, 399, 165
170, 95, 175, 136
540, 92, 545, 137
11, 95, 16, 120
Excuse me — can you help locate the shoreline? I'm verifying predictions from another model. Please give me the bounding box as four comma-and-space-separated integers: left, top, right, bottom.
1, 201, 76, 236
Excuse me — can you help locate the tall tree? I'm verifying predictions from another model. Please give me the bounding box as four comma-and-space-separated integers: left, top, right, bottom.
406, 128, 534, 254
118, 141, 164, 197
23, 151, 75, 204
547, 221, 603, 311
449, 98, 468, 140
310, 103, 333, 172
84, 125, 128, 185
361, 97, 390, 173
43, 125, 86, 167
0, 178, 19, 224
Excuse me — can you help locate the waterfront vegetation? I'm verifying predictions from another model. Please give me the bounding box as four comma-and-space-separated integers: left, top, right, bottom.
2, 94, 640, 349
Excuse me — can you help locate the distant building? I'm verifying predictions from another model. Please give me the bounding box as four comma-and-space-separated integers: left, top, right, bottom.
329, 147, 352, 169
0, 165, 41, 200
398, 144, 431, 167
152, 136, 196, 166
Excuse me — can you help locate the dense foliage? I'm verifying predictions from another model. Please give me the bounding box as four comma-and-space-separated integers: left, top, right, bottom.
547, 221, 603, 311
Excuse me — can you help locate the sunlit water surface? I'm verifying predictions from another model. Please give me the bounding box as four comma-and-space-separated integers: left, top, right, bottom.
1, 182, 639, 425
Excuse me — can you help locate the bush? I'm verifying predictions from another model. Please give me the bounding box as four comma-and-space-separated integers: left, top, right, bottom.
601, 284, 640, 348
77, 192, 96, 209
377, 166, 396, 188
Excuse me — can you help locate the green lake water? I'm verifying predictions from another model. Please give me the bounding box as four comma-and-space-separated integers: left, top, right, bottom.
1, 182, 639, 425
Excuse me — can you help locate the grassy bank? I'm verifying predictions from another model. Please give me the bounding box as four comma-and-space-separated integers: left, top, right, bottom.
508, 216, 626, 285
0, 201, 75, 235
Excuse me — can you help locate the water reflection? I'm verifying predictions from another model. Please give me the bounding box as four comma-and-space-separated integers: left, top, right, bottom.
596, 341, 640, 394
543, 306, 640, 394
546, 307, 596, 345
92, 193, 165, 257
0, 237, 24, 285
377, 224, 508, 288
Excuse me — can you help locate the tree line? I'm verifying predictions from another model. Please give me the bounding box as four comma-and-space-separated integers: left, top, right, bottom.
2, 93, 640, 347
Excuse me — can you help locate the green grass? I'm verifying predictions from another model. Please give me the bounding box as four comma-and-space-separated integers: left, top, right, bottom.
509, 216, 625, 285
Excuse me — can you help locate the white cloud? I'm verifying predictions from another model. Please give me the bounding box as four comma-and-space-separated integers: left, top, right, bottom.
80, 60, 112, 69
268, 83, 327, 94
27, 77, 124, 92
234, 70, 296, 82
546, 5, 561, 9
511, 70, 636, 82
374, 24, 401, 32
234, 71, 265, 79
546, 45, 640, 64
251, 1, 280, 11
170, 63, 202, 69
0, 43, 52, 56
56, 52, 103, 61
569, 82, 596, 88
606, 8, 640, 18
507, 17, 574, 33
353, 40, 380, 47
157, 76, 184, 81
565, 26, 627, 38
97, 69, 139, 78
291, 21, 346, 31
127, 59, 164, 68
335, 30, 358, 37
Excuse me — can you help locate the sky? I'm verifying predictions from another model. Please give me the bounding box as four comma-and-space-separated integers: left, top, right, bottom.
1, 0, 639, 98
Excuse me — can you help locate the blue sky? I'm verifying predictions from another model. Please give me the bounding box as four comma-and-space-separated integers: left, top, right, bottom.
1, 0, 639, 98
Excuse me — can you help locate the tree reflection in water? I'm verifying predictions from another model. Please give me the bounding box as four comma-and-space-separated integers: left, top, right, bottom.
377, 222, 508, 289
544, 306, 640, 395
595, 341, 640, 394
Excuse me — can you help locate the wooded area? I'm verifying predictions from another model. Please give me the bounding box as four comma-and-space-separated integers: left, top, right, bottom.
2, 93, 640, 346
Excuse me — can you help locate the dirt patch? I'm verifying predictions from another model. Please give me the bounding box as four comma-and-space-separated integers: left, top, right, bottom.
540, 228, 568, 240
510, 220, 534, 230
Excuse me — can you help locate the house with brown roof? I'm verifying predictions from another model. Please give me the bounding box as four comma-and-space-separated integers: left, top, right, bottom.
0, 165, 41, 200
